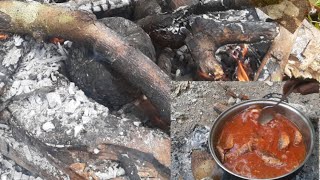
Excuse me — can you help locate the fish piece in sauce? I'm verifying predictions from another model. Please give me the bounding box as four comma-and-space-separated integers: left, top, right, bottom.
279, 132, 290, 150
294, 130, 303, 145
218, 134, 234, 150
225, 140, 253, 160
256, 151, 284, 167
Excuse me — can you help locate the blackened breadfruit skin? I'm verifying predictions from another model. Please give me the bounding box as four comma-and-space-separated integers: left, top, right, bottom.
65, 17, 156, 110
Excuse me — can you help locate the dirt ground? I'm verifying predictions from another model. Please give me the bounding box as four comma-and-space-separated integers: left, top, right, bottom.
171, 81, 319, 180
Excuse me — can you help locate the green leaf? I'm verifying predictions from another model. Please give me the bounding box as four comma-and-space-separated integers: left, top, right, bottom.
316, 0, 320, 7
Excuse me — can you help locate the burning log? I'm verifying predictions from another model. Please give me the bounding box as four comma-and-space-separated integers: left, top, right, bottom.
186, 17, 279, 80
0, 1, 170, 122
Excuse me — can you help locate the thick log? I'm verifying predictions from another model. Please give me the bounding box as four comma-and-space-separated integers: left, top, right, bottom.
186, 17, 279, 80
65, 17, 156, 111
0, 1, 170, 123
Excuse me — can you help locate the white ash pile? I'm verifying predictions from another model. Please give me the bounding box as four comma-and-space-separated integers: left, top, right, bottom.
0, 34, 170, 179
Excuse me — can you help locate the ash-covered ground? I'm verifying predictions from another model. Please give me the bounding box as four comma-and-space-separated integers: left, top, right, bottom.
171, 81, 319, 180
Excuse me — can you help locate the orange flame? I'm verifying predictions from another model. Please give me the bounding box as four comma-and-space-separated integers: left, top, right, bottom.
0, 33, 9, 41
242, 44, 248, 57
50, 37, 65, 44
237, 61, 249, 81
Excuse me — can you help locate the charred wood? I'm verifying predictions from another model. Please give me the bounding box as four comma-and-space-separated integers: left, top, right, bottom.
157, 48, 174, 76
254, 26, 294, 81
0, 1, 170, 123
133, 0, 162, 20
65, 17, 156, 111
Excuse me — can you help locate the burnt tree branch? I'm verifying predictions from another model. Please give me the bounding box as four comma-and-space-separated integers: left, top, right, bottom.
0, 1, 170, 123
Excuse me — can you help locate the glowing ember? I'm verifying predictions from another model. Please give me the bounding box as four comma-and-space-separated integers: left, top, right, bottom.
197, 69, 215, 80
0, 33, 9, 40
50, 37, 65, 44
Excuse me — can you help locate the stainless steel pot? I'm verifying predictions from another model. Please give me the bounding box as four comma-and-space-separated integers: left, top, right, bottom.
208, 99, 315, 180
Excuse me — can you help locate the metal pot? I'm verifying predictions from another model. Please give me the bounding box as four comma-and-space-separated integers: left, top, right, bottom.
208, 99, 315, 180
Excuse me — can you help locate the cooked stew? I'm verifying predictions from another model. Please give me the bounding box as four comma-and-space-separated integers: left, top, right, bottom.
216, 106, 306, 179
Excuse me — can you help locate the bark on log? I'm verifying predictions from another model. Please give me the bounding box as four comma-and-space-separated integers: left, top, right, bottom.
0, 1, 170, 123
186, 17, 279, 80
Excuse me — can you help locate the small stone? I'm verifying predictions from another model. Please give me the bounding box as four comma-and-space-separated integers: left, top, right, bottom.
46, 92, 62, 108
236, 98, 241, 104
227, 97, 236, 105
42, 122, 55, 132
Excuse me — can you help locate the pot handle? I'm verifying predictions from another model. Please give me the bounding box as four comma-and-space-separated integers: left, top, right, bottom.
262, 93, 289, 103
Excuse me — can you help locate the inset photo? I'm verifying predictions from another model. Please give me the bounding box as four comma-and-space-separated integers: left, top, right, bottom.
171, 81, 319, 180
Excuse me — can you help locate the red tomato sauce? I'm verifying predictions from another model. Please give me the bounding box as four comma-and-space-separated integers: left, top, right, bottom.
216, 106, 306, 179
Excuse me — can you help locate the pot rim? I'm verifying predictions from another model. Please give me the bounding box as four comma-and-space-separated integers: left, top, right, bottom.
208, 99, 315, 180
